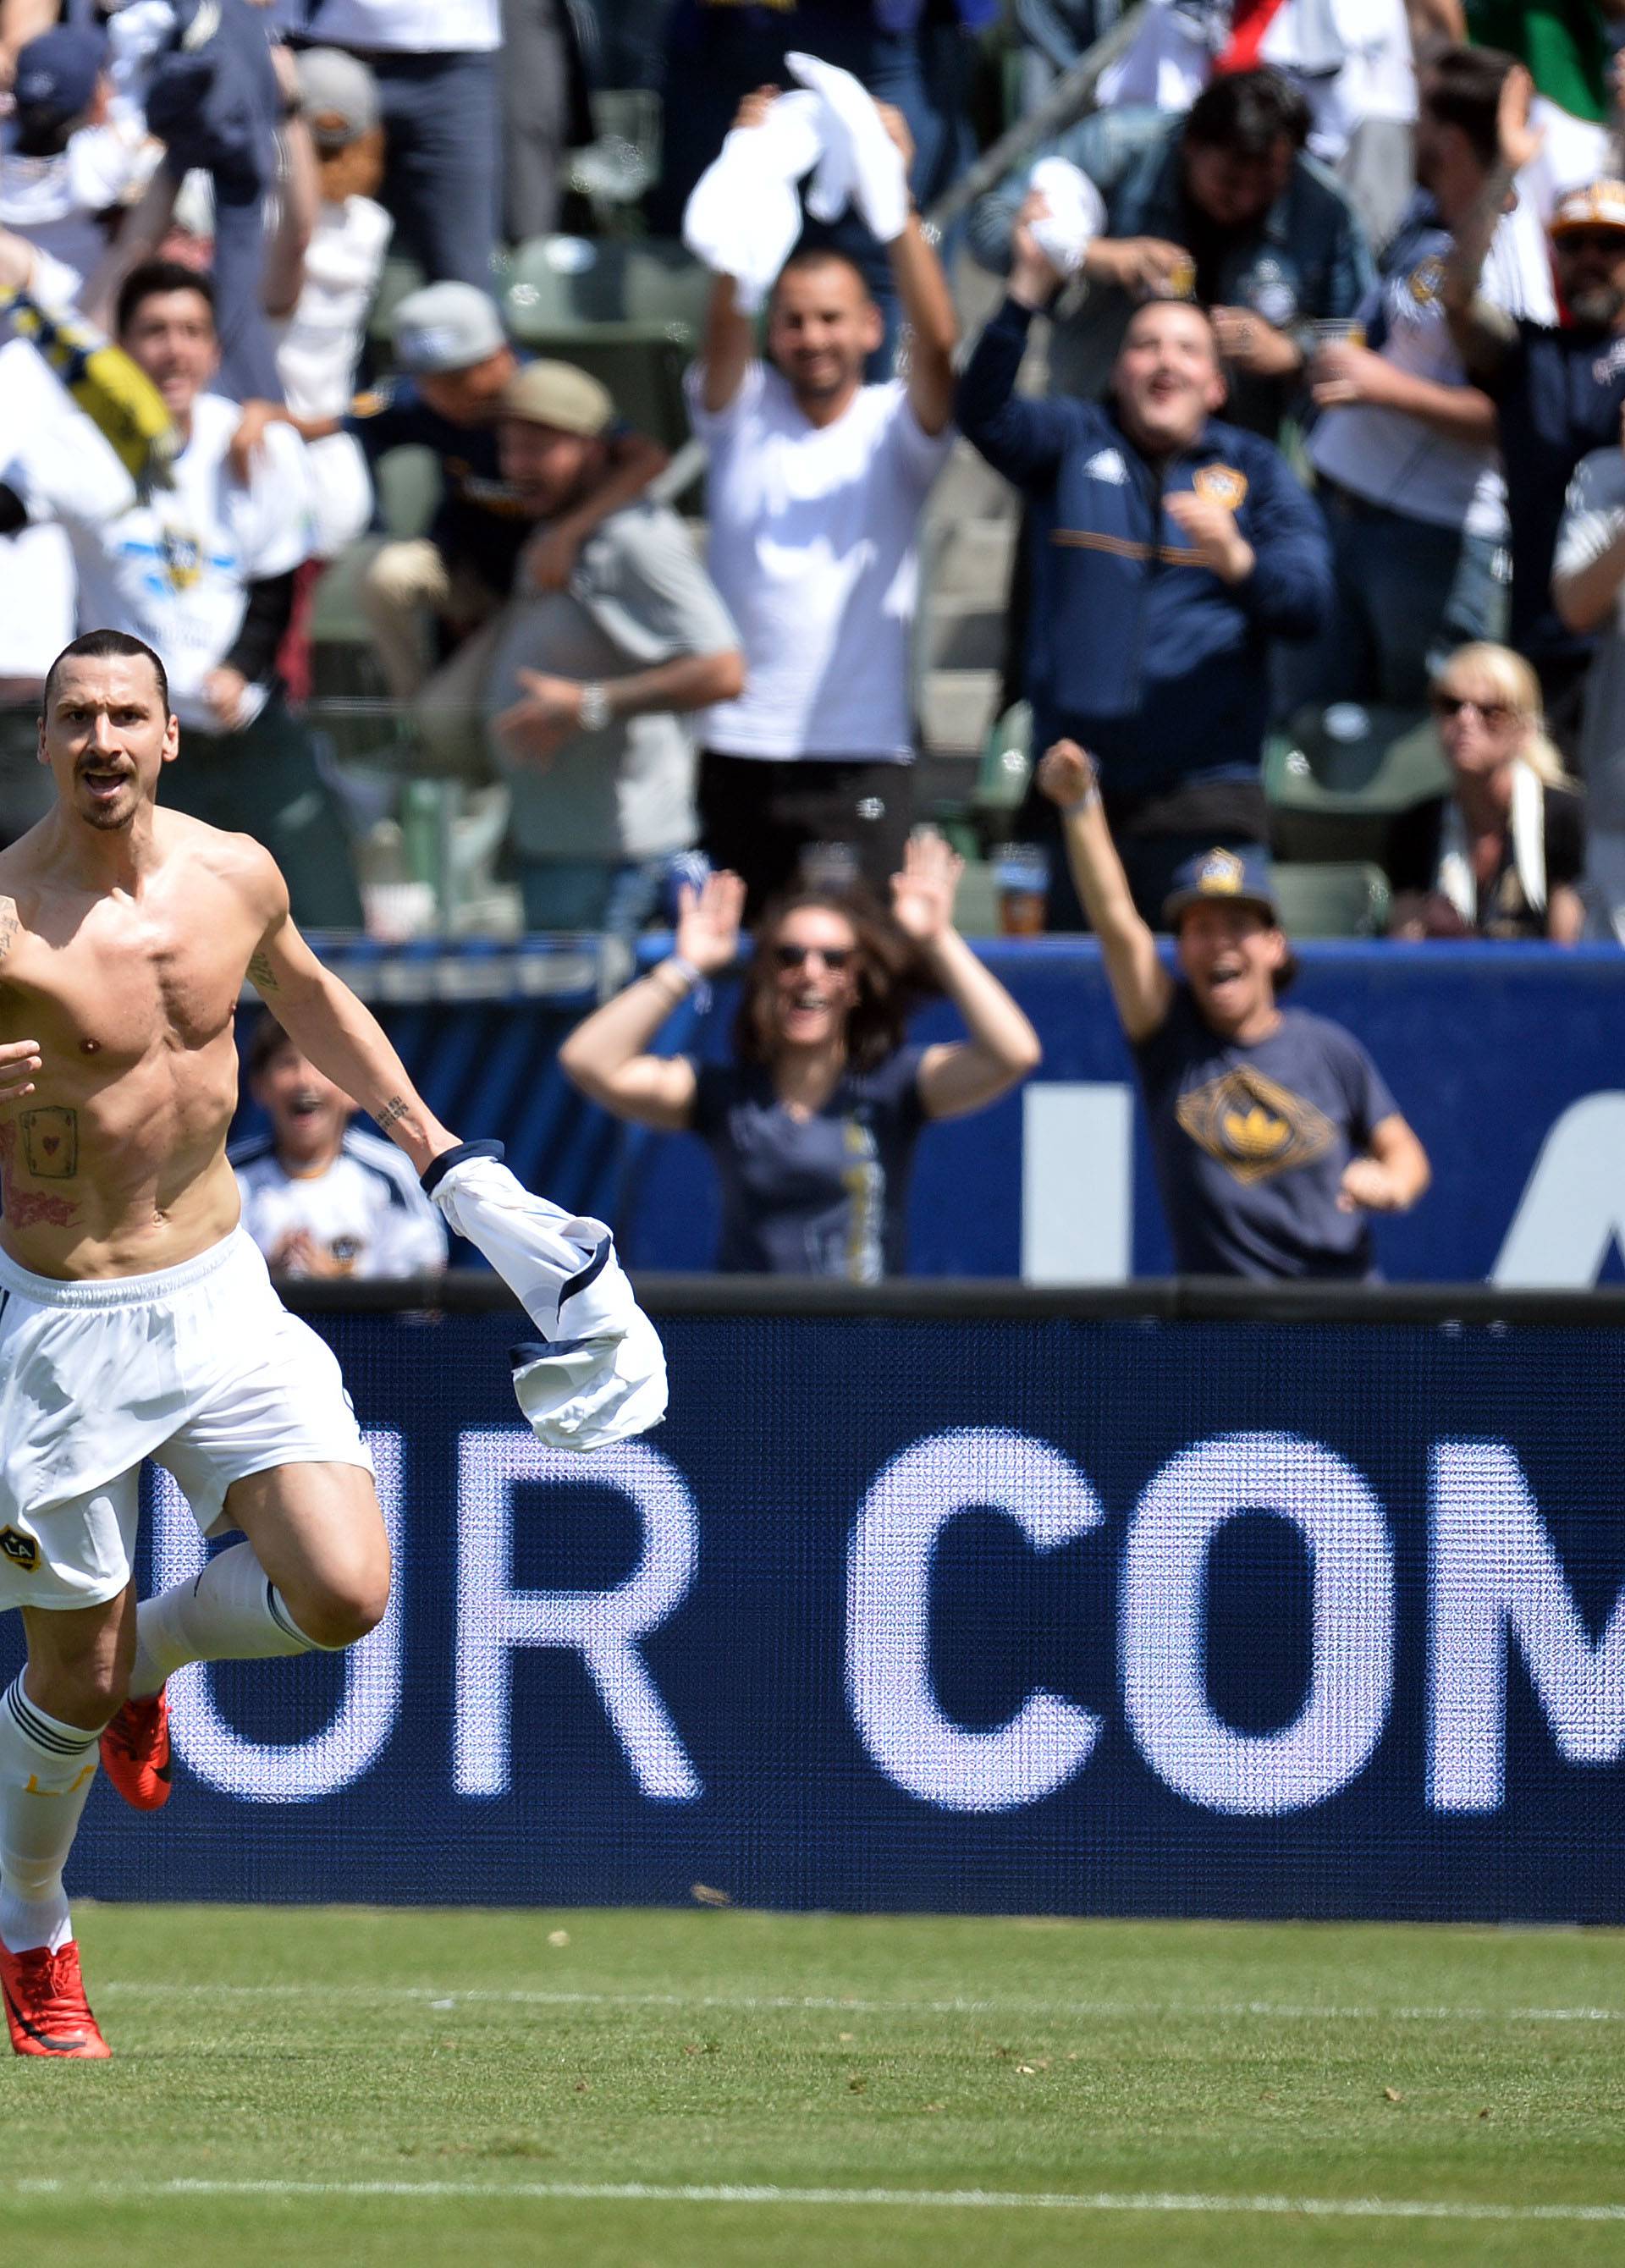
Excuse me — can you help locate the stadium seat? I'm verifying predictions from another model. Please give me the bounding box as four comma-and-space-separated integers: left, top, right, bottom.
366, 250, 515, 352
504, 235, 706, 454
1271, 859, 1391, 939
1265, 704, 1450, 867
366, 254, 427, 350
568, 89, 664, 227
973, 700, 1033, 815
952, 858, 1002, 937
372, 445, 443, 540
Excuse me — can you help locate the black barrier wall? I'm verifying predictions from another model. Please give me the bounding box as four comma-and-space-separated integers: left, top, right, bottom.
14, 1285, 1623, 1924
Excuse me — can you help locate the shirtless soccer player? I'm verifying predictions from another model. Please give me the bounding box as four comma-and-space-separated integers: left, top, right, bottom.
0, 628, 465, 2059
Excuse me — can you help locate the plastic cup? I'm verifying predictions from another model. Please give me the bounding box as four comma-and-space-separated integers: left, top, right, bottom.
996, 844, 1049, 937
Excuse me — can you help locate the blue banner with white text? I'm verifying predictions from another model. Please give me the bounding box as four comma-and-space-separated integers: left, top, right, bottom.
12, 1306, 1623, 1924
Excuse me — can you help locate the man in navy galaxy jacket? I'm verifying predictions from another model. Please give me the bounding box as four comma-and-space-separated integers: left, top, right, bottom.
957, 201, 1331, 925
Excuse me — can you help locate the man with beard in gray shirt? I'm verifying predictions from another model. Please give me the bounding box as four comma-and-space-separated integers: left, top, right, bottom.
483, 361, 743, 942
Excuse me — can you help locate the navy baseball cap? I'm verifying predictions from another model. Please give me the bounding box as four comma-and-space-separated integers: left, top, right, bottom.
1163, 844, 1280, 928
14, 26, 105, 128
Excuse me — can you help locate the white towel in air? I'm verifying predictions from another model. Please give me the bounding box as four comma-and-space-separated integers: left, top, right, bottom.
681, 91, 823, 311
422, 1141, 668, 1451
785, 52, 909, 246
681, 57, 908, 308
1027, 157, 1106, 279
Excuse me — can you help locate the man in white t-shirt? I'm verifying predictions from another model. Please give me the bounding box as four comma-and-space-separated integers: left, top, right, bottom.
0, 256, 362, 925
687, 90, 956, 916
1292, 43, 1545, 712
234, 1014, 449, 1277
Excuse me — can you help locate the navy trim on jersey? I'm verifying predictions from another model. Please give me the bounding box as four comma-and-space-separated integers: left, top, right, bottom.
341, 1128, 421, 1211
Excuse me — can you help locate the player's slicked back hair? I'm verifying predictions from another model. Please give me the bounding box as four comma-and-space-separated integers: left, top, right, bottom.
43, 629, 170, 718
734, 886, 933, 1074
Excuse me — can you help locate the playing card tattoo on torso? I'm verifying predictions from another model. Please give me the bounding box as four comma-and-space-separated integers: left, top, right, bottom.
21, 1106, 77, 1179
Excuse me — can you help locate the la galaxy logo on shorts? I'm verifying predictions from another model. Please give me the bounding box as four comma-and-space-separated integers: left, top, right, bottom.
0, 1525, 39, 1572
1193, 465, 1248, 512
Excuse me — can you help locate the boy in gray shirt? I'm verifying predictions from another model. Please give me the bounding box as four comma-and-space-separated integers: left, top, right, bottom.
483, 361, 744, 937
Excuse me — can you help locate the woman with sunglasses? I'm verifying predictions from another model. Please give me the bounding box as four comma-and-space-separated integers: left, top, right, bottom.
559, 832, 1042, 1278
1389, 641, 1587, 943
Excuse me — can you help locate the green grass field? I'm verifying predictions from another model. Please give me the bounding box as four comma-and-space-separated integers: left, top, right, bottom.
4, 1903, 1624, 2266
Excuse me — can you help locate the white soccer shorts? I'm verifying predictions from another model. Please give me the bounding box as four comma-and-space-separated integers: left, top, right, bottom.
0, 1228, 373, 1610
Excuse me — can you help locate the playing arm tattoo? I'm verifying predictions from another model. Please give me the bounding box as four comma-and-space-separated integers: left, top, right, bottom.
373, 1093, 410, 1131
246, 951, 279, 993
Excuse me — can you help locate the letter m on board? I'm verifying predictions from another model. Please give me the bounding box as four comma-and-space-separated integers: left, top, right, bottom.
1427, 1443, 1625, 1812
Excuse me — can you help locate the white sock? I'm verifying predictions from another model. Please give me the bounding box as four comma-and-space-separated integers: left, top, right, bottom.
129, 1541, 321, 1698
0, 1676, 102, 1954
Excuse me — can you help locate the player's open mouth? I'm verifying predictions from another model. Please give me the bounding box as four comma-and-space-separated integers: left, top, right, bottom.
79, 766, 129, 797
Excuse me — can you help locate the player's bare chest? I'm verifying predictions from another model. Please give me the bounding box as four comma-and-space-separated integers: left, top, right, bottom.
7, 911, 243, 1061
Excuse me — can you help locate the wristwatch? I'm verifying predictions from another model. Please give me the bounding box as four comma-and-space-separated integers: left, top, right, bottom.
577, 681, 612, 734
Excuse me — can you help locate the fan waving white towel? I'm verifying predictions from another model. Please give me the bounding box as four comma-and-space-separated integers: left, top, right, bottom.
421, 1141, 668, 1452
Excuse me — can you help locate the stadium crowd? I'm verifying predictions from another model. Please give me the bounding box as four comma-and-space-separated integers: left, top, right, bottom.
0, 0, 1619, 1276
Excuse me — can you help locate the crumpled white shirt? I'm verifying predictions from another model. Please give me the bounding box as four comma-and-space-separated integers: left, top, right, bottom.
681, 91, 823, 313
681, 55, 907, 311
785, 52, 908, 247
423, 1142, 668, 1452
1027, 157, 1105, 279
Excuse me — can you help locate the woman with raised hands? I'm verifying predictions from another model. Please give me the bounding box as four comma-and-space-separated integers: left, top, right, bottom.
559, 833, 1042, 1279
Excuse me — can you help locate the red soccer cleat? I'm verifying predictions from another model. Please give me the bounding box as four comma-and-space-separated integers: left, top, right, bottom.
1, 1939, 111, 2058
99, 1687, 172, 1811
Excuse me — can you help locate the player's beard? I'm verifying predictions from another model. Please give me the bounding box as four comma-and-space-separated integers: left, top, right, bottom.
74, 777, 137, 829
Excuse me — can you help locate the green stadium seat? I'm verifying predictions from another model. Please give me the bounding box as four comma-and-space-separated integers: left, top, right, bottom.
308, 537, 384, 647
505, 234, 703, 332
504, 236, 707, 454
372, 445, 442, 539
1271, 859, 1391, 939
974, 701, 1033, 814
953, 858, 1002, 937
1265, 704, 1450, 867
366, 253, 427, 348
366, 250, 515, 351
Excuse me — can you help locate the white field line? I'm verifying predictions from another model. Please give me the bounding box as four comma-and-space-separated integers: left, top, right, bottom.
89, 1981, 1625, 2023
3, 2179, 1625, 2224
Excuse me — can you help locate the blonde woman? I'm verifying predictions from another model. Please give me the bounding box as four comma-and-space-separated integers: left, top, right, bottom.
1390, 642, 1587, 943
